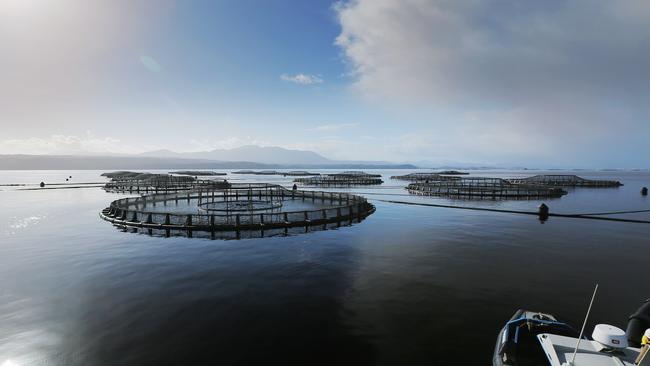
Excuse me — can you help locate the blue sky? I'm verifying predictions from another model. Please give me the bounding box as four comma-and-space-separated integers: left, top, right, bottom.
1, 0, 649, 168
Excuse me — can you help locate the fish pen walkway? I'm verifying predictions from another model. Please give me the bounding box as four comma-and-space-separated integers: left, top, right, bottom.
295, 171, 383, 187
99, 183, 375, 239
407, 177, 567, 199
506, 175, 622, 187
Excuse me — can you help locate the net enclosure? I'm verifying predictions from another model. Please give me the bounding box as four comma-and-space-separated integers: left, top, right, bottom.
407, 177, 567, 199
100, 183, 375, 239
102, 171, 230, 194
294, 171, 383, 187
391, 173, 463, 182
506, 175, 622, 187
231, 170, 320, 176
169, 171, 227, 176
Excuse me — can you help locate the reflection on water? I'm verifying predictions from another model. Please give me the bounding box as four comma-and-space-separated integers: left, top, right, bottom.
0, 169, 649, 365
5, 215, 46, 235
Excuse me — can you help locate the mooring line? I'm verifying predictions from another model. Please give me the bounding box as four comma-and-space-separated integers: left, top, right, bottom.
19, 185, 105, 191
571, 208, 650, 216
336, 191, 418, 197
372, 199, 650, 224
292, 186, 405, 190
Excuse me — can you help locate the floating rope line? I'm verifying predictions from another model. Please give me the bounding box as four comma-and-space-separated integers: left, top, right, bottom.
294, 185, 404, 190
372, 199, 650, 225
2, 182, 105, 187
327, 191, 416, 197
20, 185, 105, 190
571, 208, 650, 216
334, 190, 650, 218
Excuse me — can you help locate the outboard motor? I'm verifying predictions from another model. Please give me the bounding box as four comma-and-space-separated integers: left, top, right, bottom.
628, 299, 650, 347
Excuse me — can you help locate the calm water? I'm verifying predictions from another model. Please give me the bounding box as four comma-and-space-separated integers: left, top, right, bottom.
1, 169, 649, 365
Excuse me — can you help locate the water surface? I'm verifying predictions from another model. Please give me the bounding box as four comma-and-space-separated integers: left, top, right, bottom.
1, 169, 649, 365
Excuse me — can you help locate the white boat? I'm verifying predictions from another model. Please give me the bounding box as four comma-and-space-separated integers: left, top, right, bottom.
494, 299, 650, 366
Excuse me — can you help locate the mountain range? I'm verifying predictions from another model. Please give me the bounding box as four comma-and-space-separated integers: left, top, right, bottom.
137, 145, 331, 165
0, 145, 418, 170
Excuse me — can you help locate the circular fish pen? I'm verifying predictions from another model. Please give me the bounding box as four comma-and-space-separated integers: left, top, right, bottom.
390, 173, 462, 182
231, 170, 320, 176
506, 175, 622, 187
103, 172, 230, 194
283, 171, 321, 176
294, 171, 383, 187
99, 183, 375, 239
407, 177, 567, 199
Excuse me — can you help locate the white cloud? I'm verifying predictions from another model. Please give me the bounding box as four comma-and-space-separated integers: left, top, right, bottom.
306, 123, 358, 132
335, 0, 650, 106
280, 73, 323, 85
0, 134, 143, 155
333, 0, 650, 166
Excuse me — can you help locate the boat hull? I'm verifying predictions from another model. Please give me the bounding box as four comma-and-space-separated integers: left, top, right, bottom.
493, 309, 579, 366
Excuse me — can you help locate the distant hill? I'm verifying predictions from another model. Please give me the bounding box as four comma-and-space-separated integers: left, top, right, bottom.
0, 154, 417, 170
138, 145, 331, 165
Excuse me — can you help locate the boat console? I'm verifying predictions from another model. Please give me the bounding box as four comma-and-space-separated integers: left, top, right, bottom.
537, 325, 644, 366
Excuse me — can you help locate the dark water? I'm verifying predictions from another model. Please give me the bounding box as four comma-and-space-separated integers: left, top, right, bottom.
1, 169, 649, 365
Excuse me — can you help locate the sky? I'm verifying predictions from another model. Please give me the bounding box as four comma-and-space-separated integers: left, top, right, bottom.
1, 0, 649, 168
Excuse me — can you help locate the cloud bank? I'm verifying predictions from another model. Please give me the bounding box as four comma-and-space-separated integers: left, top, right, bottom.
336, 0, 650, 105
335, 0, 650, 166
0, 134, 142, 155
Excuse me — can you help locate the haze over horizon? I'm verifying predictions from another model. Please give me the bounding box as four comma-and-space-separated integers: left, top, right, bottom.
2, 0, 649, 168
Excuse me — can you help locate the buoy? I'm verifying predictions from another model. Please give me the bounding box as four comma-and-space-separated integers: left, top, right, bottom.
538, 203, 549, 222
69, 175, 72, 179
642, 187, 648, 196
40, 182, 45, 188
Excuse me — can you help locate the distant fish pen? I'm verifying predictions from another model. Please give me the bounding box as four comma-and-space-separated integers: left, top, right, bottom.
391, 172, 462, 182
283, 171, 321, 176
407, 177, 567, 199
295, 171, 383, 187
436, 170, 470, 175
99, 183, 375, 239
102, 172, 230, 194
506, 175, 622, 187
231, 170, 320, 176
170, 170, 227, 176
329, 171, 382, 178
